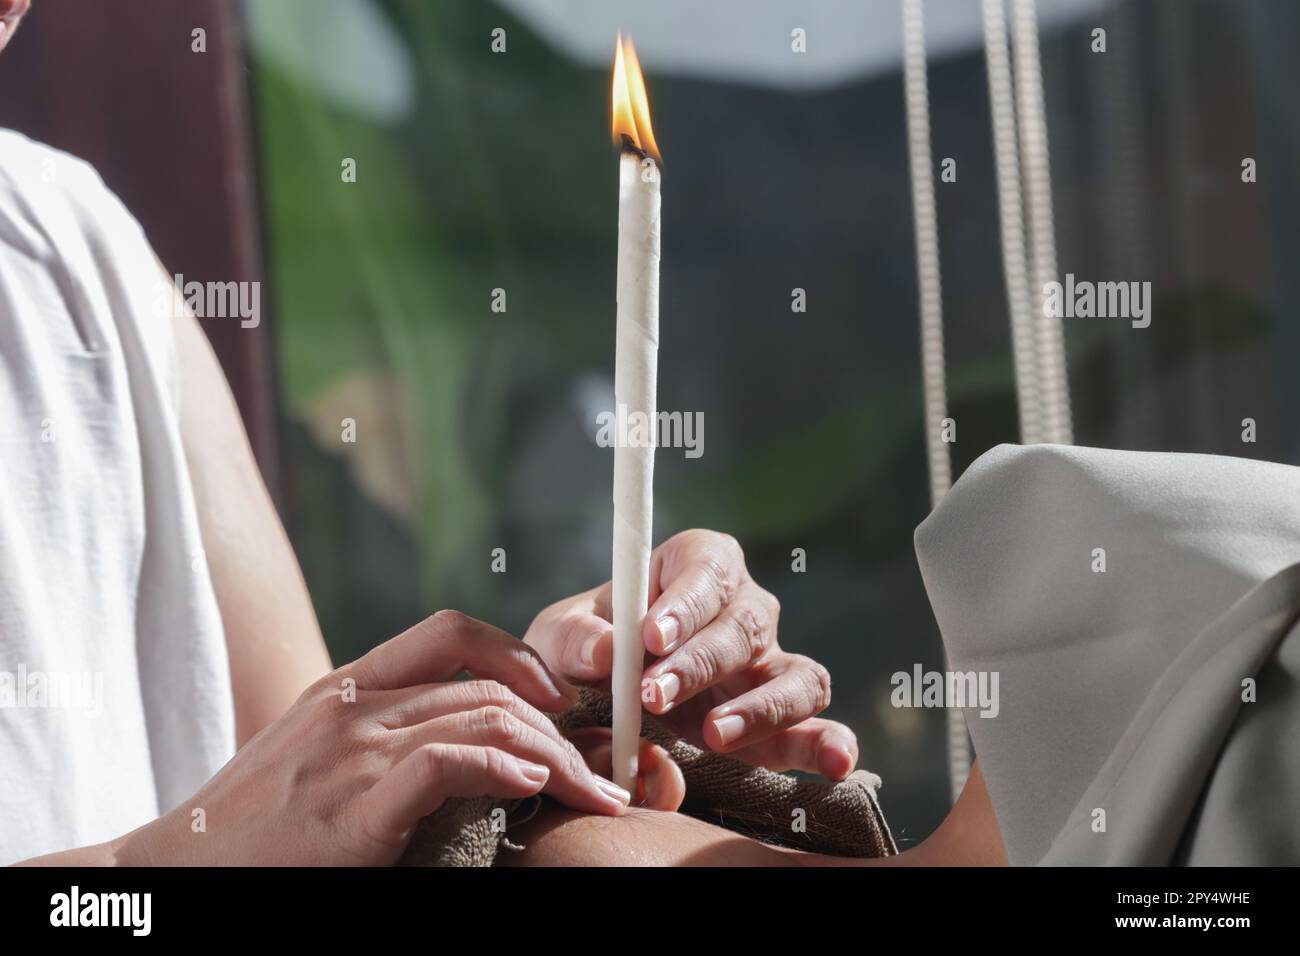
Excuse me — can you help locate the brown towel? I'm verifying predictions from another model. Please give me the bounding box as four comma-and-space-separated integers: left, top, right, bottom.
399, 688, 896, 866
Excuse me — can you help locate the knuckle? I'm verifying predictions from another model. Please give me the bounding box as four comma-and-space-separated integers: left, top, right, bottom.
762, 588, 781, 622
326, 719, 372, 767
671, 528, 710, 551
702, 553, 737, 606
304, 671, 336, 698
428, 608, 474, 635
758, 691, 792, 729
714, 532, 743, 563
478, 706, 521, 744
802, 658, 833, 711
684, 527, 736, 554
421, 743, 447, 780
482, 746, 511, 780
314, 683, 355, 721
681, 640, 725, 688
476, 704, 507, 734
730, 605, 769, 662
678, 581, 715, 631
558, 741, 588, 781
299, 675, 336, 708
304, 669, 361, 709
470, 679, 512, 708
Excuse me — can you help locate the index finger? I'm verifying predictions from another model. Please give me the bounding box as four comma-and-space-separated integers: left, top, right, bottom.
642, 531, 746, 655
341, 610, 576, 712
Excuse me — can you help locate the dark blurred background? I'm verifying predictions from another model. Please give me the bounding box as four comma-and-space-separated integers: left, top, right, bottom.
2, 0, 1297, 845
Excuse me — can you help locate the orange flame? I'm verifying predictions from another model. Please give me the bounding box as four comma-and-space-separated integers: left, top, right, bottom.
611, 33, 660, 163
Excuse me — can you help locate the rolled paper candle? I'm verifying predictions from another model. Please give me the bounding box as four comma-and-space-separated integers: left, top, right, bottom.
610, 145, 660, 795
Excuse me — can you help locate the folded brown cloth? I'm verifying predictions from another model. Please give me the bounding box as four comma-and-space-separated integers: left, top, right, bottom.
399, 688, 896, 866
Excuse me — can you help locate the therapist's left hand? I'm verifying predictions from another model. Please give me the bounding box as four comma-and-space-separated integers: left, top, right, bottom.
524, 529, 858, 780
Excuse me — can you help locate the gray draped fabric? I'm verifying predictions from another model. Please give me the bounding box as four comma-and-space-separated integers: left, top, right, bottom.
915, 443, 1300, 865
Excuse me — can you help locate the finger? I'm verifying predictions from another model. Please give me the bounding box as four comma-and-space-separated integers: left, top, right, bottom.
566, 727, 684, 812
533, 610, 614, 683
642, 530, 747, 655
565, 726, 615, 777
399, 708, 629, 816
589, 580, 614, 621
341, 610, 575, 710
699, 655, 833, 753
361, 744, 548, 849
524, 585, 614, 683
640, 584, 779, 714
635, 742, 686, 811
730, 717, 859, 779
374, 680, 575, 756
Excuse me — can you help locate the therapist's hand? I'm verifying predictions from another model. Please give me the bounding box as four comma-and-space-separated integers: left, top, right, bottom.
114, 611, 629, 866
524, 530, 858, 781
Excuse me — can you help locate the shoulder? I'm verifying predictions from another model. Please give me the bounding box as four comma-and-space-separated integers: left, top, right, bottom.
0, 128, 114, 200
0, 128, 147, 248
0, 128, 178, 403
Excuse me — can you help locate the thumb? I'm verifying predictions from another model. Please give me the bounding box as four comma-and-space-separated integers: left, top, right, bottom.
566, 727, 684, 811
530, 610, 615, 684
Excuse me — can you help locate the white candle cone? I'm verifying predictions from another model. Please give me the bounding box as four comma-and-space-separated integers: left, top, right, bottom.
610, 149, 660, 794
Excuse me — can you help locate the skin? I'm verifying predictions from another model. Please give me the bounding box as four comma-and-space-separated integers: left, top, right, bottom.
525, 531, 859, 780
14, 302, 858, 863
168, 293, 334, 746
19, 304, 637, 865
26, 612, 633, 866
5, 4, 982, 865
500, 760, 1008, 867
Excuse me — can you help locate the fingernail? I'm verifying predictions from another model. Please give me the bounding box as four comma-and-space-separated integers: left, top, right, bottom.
713, 714, 746, 746
653, 672, 680, 709
556, 675, 580, 705
541, 666, 578, 704
580, 633, 602, 668
538, 669, 569, 702
594, 775, 631, 805
655, 615, 679, 653
831, 745, 856, 778
518, 760, 550, 786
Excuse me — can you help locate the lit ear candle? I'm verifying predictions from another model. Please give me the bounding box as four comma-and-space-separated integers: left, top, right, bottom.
609, 32, 661, 795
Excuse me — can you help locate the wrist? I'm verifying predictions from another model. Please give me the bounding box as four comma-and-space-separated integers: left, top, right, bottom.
111, 808, 191, 867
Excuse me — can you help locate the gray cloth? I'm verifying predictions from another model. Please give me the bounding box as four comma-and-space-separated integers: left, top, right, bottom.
915, 443, 1300, 865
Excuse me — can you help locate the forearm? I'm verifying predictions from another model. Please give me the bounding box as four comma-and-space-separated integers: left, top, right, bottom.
11, 809, 189, 867
171, 303, 332, 745
12, 842, 119, 866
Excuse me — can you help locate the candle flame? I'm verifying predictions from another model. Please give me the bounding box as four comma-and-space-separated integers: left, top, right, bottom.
611, 33, 660, 163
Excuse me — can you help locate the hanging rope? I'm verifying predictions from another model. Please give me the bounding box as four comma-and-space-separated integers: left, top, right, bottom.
901, 0, 970, 804
981, 0, 1043, 445
902, 0, 1075, 807
902, 0, 952, 509
1011, 0, 1073, 444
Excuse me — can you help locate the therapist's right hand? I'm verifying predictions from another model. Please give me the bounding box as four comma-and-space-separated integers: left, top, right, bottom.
114, 611, 630, 866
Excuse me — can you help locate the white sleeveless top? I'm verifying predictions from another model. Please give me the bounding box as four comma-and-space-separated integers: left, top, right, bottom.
0, 130, 236, 864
